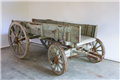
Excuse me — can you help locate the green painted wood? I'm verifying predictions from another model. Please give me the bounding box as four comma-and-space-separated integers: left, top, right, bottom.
32, 18, 98, 38
41, 23, 79, 43
12, 19, 98, 44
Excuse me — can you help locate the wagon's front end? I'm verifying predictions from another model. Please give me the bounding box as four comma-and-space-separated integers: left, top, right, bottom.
64, 25, 105, 63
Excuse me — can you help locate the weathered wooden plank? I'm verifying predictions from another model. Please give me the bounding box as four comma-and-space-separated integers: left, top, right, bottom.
32, 18, 98, 38
25, 23, 41, 35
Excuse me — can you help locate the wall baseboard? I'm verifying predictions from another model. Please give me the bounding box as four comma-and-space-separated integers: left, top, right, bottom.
104, 57, 120, 62
0, 45, 10, 49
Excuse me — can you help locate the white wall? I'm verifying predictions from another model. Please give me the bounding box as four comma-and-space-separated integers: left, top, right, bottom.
1, 2, 29, 48
28, 2, 119, 62
119, 2, 120, 62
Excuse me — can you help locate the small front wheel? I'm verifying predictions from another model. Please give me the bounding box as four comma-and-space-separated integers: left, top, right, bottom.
87, 38, 105, 63
47, 43, 67, 75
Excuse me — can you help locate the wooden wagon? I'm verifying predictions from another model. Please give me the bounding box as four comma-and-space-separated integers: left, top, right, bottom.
8, 19, 105, 75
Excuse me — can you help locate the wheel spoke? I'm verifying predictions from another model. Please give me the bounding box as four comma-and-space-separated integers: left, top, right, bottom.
59, 61, 63, 65
13, 44, 17, 51
19, 36, 25, 41
16, 25, 19, 37
10, 29, 16, 37
55, 65, 57, 71
13, 25, 17, 34
57, 65, 59, 71
19, 45, 22, 55
53, 64, 56, 69
10, 42, 14, 45
58, 54, 63, 59
50, 48, 55, 55
58, 63, 63, 70
96, 50, 102, 51
56, 50, 59, 56
13, 25, 17, 36
19, 43, 25, 52
20, 41, 26, 45
94, 41, 97, 47
49, 52, 54, 57
9, 35, 15, 38
53, 47, 57, 54
13, 25, 16, 32
96, 45, 101, 49
18, 29, 23, 38
17, 44, 19, 55
59, 61, 64, 65
58, 52, 61, 57
52, 64, 55, 68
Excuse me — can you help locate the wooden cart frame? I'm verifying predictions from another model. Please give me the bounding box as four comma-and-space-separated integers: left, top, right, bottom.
8, 19, 105, 75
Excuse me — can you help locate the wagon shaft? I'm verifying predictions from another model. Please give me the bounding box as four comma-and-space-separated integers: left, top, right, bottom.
88, 52, 103, 59
65, 47, 103, 61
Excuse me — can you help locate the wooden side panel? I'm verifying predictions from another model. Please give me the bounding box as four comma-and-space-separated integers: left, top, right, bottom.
32, 19, 46, 23
25, 23, 41, 35
94, 25, 98, 38
81, 25, 97, 38
42, 24, 65, 40
41, 23, 79, 43
32, 18, 71, 26
58, 26, 64, 40
67, 26, 79, 43
32, 18, 98, 39
42, 24, 58, 39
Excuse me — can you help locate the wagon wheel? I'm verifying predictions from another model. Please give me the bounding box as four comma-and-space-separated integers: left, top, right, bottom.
40, 38, 55, 49
8, 21, 29, 58
86, 38, 105, 63
48, 44, 67, 75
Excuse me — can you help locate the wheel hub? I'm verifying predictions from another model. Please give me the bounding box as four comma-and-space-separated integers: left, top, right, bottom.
53, 55, 59, 64
14, 37, 19, 44
92, 46, 96, 52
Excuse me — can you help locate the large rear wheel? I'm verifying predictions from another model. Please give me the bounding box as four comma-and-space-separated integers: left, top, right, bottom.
8, 21, 29, 58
